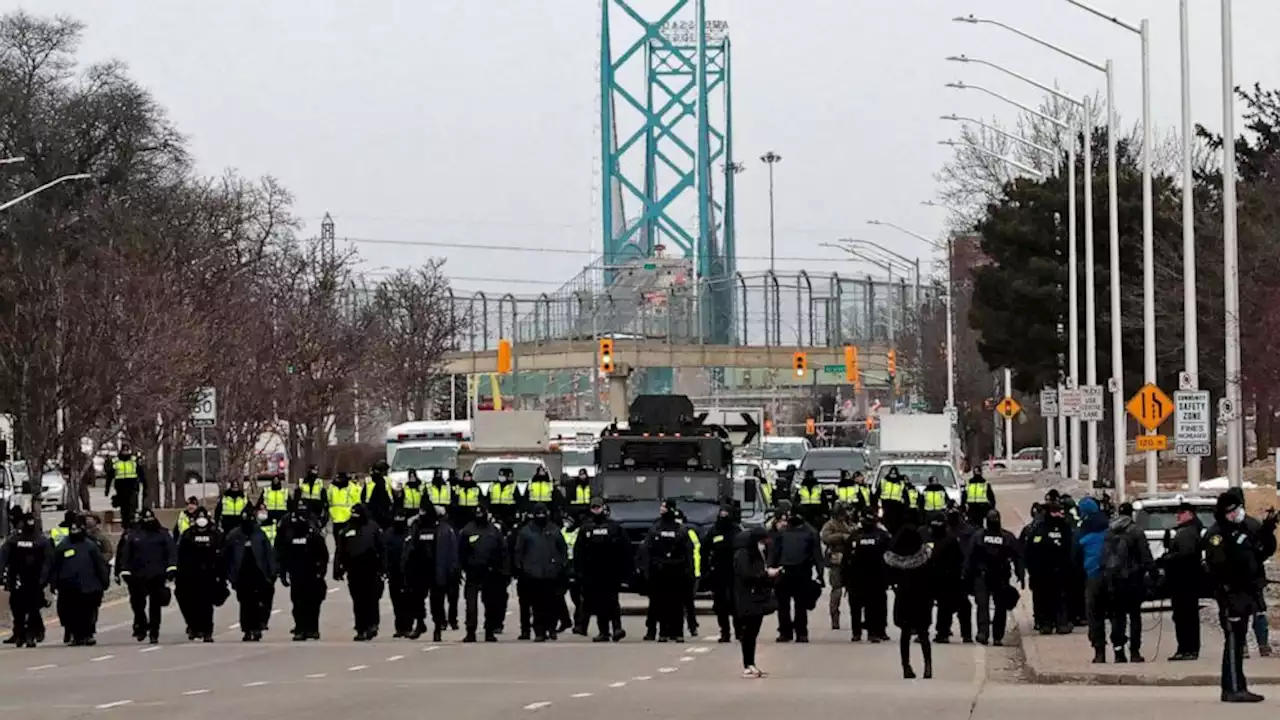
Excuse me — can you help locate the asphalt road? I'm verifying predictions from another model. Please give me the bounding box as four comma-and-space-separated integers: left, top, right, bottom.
1, 476, 1271, 717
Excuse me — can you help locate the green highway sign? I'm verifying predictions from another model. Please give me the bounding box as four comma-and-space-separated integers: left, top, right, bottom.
643, 262, 657, 270
823, 364, 845, 373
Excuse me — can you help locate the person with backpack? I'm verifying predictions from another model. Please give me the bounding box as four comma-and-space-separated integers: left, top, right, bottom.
1100, 502, 1154, 663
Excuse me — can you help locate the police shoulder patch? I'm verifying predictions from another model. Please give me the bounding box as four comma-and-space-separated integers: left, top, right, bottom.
1210, 534, 1222, 546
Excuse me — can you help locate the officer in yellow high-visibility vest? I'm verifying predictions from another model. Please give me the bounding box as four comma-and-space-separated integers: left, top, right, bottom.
522, 467, 562, 517
676, 510, 702, 639
565, 470, 593, 521
327, 473, 359, 536
294, 467, 328, 524
49, 510, 76, 544
402, 470, 425, 514
920, 475, 952, 514
962, 467, 996, 526
173, 497, 199, 540
450, 471, 482, 527
877, 466, 910, 533
558, 519, 583, 634
834, 470, 871, 508
259, 475, 291, 524
792, 470, 828, 527
215, 478, 249, 535
106, 444, 145, 530
486, 468, 519, 527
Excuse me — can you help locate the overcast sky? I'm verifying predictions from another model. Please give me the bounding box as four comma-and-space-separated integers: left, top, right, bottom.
15, 0, 1280, 298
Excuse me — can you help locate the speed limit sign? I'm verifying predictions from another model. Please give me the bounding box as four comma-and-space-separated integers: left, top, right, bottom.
191, 387, 217, 427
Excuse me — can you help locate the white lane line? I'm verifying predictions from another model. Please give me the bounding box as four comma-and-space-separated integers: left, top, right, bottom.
27, 664, 56, 671
702, 635, 718, 641
571, 692, 594, 698
95, 700, 133, 710
689, 646, 711, 654
139, 646, 160, 653
386, 655, 404, 662
658, 667, 678, 673
243, 681, 269, 687
524, 702, 552, 711
632, 676, 652, 681
422, 645, 440, 652
327, 587, 339, 594
89, 654, 114, 662
608, 681, 628, 688
347, 665, 369, 672
271, 608, 282, 615
229, 623, 241, 630
182, 689, 210, 696
305, 673, 327, 679
679, 656, 695, 663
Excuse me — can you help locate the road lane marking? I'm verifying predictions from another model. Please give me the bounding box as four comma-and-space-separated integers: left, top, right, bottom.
95, 700, 132, 710
348, 665, 368, 672
679, 656, 695, 662
305, 673, 327, 679
386, 655, 404, 662
229, 623, 241, 629
27, 664, 56, 671
524, 702, 552, 711
270, 608, 281, 614
422, 646, 440, 652
608, 682, 627, 688
632, 676, 652, 681
243, 681, 269, 687
89, 654, 114, 662
702, 635, 718, 642
658, 667, 677, 673
689, 646, 711, 654
139, 646, 160, 653
571, 693, 593, 698
327, 587, 339, 594
182, 690, 210, 696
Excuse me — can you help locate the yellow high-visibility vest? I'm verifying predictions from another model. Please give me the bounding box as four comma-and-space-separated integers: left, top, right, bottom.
835, 486, 861, 504
49, 526, 69, 543
456, 486, 480, 507
489, 483, 517, 505
569, 485, 592, 505
965, 482, 990, 504
562, 527, 578, 561
264, 488, 289, 512
527, 481, 554, 504
262, 521, 277, 543
923, 489, 948, 511
879, 480, 905, 503
404, 486, 423, 510
114, 459, 138, 481
907, 487, 920, 507
362, 476, 389, 503
298, 479, 325, 501
427, 485, 452, 506
177, 513, 193, 535
220, 495, 247, 518
797, 486, 823, 505
687, 528, 701, 577
761, 481, 773, 506
328, 485, 356, 524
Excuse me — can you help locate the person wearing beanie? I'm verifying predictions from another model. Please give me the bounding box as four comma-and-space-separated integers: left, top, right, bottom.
703, 502, 742, 642
577, 497, 627, 642
884, 512, 933, 679
513, 502, 568, 642
1100, 502, 1154, 663
1205, 491, 1277, 703
968, 509, 1023, 646
642, 498, 694, 642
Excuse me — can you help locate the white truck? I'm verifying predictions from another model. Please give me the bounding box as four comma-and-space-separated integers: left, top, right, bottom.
871, 414, 963, 505
460, 411, 559, 493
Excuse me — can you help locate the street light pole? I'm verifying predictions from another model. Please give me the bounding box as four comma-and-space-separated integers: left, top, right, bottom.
760, 151, 782, 273
1179, 0, 1200, 493
1222, 0, 1243, 487
0, 157, 24, 165
0, 173, 93, 213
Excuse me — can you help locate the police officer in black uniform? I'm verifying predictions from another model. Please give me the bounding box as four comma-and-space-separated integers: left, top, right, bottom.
702, 502, 741, 643
175, 506, 224, 642
968, 509, 1023, 646
1025, 501, 1073, 635
844, 507, 891, 642
49, 516, 110, 646
642, 499, 694, 642
116, 508, 177, 644
459, 505, 508, 642
334, 504, 386, 641
404, 504, 460, 641
577, 497, 627, 641
771, 507, 823, 643
279, 508, 329, 641
0, 511, 52, 646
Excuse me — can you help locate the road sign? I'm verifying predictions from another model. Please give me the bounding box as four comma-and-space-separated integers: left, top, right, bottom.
996, 396, 1021, 420
191, 387, 217, 427
1126, 383, 1174, 431
1079, 385, 1105, 422
1059, 388, 1082, 417
823, 364, 845, 374
694, 407, 763, 449
1040, 388, 1059, 418
1135, 434, 1168, 452
1174, 390, 1211, 457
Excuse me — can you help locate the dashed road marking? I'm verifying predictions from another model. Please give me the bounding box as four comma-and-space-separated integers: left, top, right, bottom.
386, 655, 404, 662
524, 701, 552, 711
348, 665, 369, 672
632, 676, 652, 681
689, 646, 711, 654
658, 667, 678, 673
327, 587, 339, 594
182, 689, 210, 696
702, 635, 719, 642
270, 608, 281, 615
89, 654, 114, 662
423, 646, 440, 652
571, 693, 593, 698
139, 646, 160, 653
305, 673, 327, 679
229, 623, 241, 630
95, 700, 132, 710
243, 681, 269, 687
608, 681, 627, 688
27, 664, 56, 671
679, 656, 695, 663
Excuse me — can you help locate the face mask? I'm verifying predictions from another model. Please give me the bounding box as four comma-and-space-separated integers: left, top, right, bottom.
271, 481, 282, 489
119, 452, 132, 460
351, 514, 364, 524
70, 529, 85, 539
1229, 508, 1246, 524
533, 515, 548, 525
145, 518, 160, 529
393, 518, 408, 528
257, 513, 269, 523
195, 517, 209, 528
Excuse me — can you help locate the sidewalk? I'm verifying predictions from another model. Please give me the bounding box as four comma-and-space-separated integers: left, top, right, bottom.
1016, 600, 1280, 685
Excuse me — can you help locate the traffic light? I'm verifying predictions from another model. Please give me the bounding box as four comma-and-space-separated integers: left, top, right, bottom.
764, 419, 774, 435
792, 351, 808, 378
865, 415, 875, 431
496, 338, 513, 375
599, 338, 614, 374
887, 348, 897, 377
844, 345, 858, 383
805, 417, 816, 435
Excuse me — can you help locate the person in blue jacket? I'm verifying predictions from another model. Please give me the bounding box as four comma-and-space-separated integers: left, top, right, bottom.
1075, 496, 1111, 663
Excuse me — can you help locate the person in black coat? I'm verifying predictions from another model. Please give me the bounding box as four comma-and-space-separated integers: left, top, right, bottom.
383, 507, 412, 638
459, 506, 508, 642
513, 503, 568, 642
642, 499, 694, 642
278, 508, 329, 641
404, 504, 461, 641
176, 506, 224, 642
929, 509, 970, 644
1205, 492, 1276, 703
334, 503, 385, 641
733, 527, 779, 678
0, 511, 52, 647
224, 508, 277, 642
843, 506, 892, 643
576, 498, 628, 642
1162, 502, 1204, 661
769, 508, 824, 643
49, 517, 110, 646
703, 503, 742, 643
115, 507, 177, 644
885, 514, 934, 679
968, 509, 1024, 646
1025, 502, 1074, 635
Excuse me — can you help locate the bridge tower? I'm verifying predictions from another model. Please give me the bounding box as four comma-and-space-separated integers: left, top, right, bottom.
599, 0, 736, 345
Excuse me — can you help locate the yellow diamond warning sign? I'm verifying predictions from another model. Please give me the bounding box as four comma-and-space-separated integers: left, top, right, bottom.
996, 396, 1021, 420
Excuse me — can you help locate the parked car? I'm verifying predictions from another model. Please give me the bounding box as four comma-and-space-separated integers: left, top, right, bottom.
990, 446, 1061, 473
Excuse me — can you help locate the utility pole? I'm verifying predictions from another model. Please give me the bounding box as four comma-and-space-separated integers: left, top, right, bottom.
760, 151, 782, 272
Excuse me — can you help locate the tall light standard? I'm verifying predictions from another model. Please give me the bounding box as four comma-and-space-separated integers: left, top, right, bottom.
1221, 0, 1243, 487
760, 151, 782, 273
821, 240, 916, 354
1062, 1, 1157, 495
954, 13, 1126, 495
0, 157, 24, 165
945, 73, 1089, 486
0, 173, 92, 213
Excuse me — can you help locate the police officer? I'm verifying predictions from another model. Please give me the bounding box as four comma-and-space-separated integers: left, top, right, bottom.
50, 515, 109, 646
173, 498, 199, 540
116, 508, 177, 644
176, 506, 224, 642
753, 466, 775, 508
962, 468, 996, 526
920, 476, 952, 514
703, 503, 741, 643
459, 505, 508, 642
225, 507, 277, 642
675, 509, 701, 638
105, 444, 144, 530
559, 513, 584, 634
843, 507, 891, 642
49, 509, 76, 546
878, 467, 910, 533
327, 472, 358, 538
363, 461, 394, 528
279, 508, 329, 641
968, 509, 1023, 646
1205, 492, 1275, 703
383, 506, 413, 638
642, 499, 693, 642
932, 508, 973, 644
402, 470, 425, 514
404, 504, 460, 641
1025, 502, 1073, 635
259, 475, 291, 525
451, 470, 482, 527
1163, 502, 1205, 661
335, 503, 385, 641
771, 507, 823, 643
792, 470, 827, 527
834, 471, 868, 508
577, 498, 627, 642
514, 503, 568, 642
215, 478, 249, 535
565, 469, 594, 521
0, 510, 51, 646
425, 470, 451, 511
295, 466, 328, 524
487, 468, 520, 527
523, 467, 562, 517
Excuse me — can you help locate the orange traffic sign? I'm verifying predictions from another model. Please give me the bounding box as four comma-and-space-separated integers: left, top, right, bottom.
996, 396, 1021, 419
1135, 435, 1168, 452
1126, 383, 1174, 431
